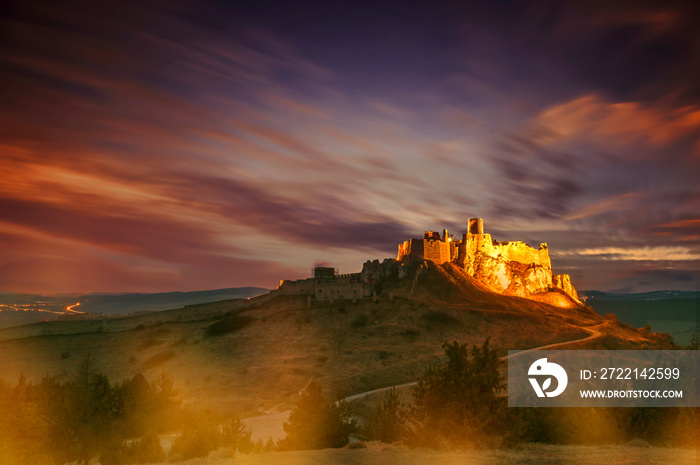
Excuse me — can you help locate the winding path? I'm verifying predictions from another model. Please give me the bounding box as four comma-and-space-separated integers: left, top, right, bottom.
343, 325, 602, 403
243, 325, 602, 440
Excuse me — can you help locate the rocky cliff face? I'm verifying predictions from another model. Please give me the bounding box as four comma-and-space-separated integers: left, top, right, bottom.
395, 220, 582, 305
553, 274, 579, 301
464, 238, 580, 303
471, 253, 552, 297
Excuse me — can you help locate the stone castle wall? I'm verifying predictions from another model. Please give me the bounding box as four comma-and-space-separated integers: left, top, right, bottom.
277, 278, 316, 296
398, 218, 580, 303
398, 236, 453, 265
276, 272, 371, 302
277, 217, 580, 305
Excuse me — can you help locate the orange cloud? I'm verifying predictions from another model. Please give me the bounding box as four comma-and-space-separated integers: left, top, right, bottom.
564, 193, 640, 221
538, 95, 700, 148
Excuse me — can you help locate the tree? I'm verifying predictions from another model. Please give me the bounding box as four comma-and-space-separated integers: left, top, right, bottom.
409, 338, 506, 447
279, 381, 356, 450
221, 415, 253, 453
365, 387, 405, 443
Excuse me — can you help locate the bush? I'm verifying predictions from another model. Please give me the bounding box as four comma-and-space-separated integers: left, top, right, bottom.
351, 314, 369, 329
126, 430, 165, 463
278, 381, 357, 450
419, 310, 462, 327
409, 338, 505, 447
220, 415, 253, 453
205, 315, 254, 336
365, 387, 405, 443
169, 412, 220, 460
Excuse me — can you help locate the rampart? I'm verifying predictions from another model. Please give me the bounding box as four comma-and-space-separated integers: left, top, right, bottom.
397, 217, 580, 303
276, 217, 580, 306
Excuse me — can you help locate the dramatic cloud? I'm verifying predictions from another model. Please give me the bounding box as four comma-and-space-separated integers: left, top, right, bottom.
556, 246, 700, 261
1, 0, 698, 293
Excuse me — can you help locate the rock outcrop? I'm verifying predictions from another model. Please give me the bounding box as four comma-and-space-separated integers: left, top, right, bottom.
397, 218, 581, 304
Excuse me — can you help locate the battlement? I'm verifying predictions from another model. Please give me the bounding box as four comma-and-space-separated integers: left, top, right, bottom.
277, 266, 369, 302
397, 217, 579, 304
278, 217, 580, 306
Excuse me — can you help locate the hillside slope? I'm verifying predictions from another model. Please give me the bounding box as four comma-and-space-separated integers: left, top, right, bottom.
0, 262, 672, 417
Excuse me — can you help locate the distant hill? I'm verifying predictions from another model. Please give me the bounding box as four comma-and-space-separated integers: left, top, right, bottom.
0, 287, 268, 329
580, 290, 698, 345
77, 287, 269, 315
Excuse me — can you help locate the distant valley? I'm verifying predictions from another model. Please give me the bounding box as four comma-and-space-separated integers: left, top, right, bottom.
580, 290, 698, 345
0, 287, 268, 329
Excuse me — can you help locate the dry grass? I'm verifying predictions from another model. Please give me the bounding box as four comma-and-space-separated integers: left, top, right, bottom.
147, 443, 698, 465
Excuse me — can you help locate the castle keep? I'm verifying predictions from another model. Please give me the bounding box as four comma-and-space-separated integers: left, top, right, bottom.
276, 217, 580, 304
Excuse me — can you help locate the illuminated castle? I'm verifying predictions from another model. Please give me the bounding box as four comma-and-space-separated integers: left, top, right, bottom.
277, 217, 579, 304
397, 218, 578, 301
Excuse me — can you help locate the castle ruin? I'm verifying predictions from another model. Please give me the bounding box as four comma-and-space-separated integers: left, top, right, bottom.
276, 217, 580, 304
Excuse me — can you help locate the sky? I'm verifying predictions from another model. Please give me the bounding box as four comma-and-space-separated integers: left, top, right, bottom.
1, 0, 699, 294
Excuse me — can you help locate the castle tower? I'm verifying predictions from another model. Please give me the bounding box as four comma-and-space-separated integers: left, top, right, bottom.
468, 217, 484, 235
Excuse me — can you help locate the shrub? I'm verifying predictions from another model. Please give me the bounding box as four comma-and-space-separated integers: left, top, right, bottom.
169, 412, 219, 460
278, 381, 357, 450
126, 430, 165, 463
365, 387, 405, 443
419, 310, 462, 327
220, 416, 253, 453
409, 338, 505, 447
351, 314, 369, 329
205, 315, 254, 336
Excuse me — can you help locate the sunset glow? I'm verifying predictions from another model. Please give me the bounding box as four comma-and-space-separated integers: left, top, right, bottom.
1, 0, 698, 294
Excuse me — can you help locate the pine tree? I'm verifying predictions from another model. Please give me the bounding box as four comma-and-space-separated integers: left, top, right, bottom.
410, 338, 506, 447
279, 381, 356, 450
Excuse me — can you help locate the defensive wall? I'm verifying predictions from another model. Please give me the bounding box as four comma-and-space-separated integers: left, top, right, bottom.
397, 218, 579, 303
277, 217, 580, 304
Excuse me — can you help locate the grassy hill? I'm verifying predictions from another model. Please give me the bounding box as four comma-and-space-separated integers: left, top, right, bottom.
0, 262, 673, 418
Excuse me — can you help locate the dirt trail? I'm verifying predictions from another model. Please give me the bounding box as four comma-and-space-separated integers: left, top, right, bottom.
243, 326, 603, 441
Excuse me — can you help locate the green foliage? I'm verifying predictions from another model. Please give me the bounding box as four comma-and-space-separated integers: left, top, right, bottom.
0, 366, 180, 465
168, 411, 253, 460
169, 411, 220, 460
279, 381, 357, 450
205, 314, 254, 336
364, 387, 405, 443
221, 415, 254, 453
409, 338, 505, 447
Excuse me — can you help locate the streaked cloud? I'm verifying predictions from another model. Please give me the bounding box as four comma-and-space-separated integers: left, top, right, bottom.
556, 246, 700, 261
0, 0, 698, 293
